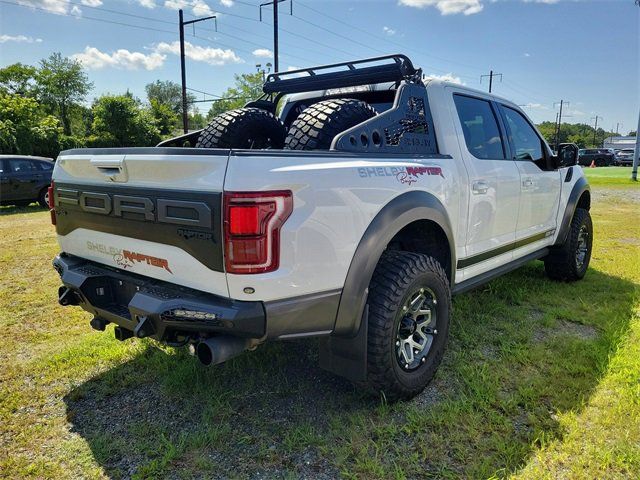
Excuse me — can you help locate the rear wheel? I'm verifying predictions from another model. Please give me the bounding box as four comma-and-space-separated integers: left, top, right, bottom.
196, 108, 286, 149
366, 251, 451, 401
38, 187, 49, 208
284, 98, 376, 150
544, 208, 592, 281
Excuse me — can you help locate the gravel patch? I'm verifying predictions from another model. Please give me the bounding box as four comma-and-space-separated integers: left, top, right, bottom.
591, 187, 640, 204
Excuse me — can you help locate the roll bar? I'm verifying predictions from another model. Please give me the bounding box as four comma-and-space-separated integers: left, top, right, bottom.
262, 54, 417, 95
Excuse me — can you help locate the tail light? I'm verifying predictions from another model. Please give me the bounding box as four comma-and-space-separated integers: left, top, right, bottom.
48, 181, 56, 225
223, 191, 293, 274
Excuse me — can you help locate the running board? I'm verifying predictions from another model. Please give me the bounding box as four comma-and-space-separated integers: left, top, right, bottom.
452, 249, 549, 295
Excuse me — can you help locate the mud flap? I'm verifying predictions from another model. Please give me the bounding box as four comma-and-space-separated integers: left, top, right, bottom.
318, 305, 368, 382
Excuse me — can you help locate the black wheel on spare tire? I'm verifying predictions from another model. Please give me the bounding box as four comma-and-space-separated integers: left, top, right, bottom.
196, 107, 286, 149
284, 98, 376, 150
366, 251, 451, 401
544, 208, 593, 281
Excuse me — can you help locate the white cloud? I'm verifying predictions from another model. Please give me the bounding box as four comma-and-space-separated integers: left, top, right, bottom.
192, 0, 214, 15
155, 41, 242, 65
524, 52, 531, 57
17, 0, 69, 15
383, 26, 396, 35
164, 0, 188, 8
399, 0, 483, 15
80, 0, 102, 6
72, 46, 166, 70
164, 0, 215, 16
423, 72, 464, 85
138, 0, 156, 7
0, 34, 43, 43
252, 48, 273, 59
522, 103, 547, 109
70, 5, 82, 16
220, 0, 233, 6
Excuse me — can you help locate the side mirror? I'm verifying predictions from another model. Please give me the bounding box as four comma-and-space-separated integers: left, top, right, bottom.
556, 143, 578, 168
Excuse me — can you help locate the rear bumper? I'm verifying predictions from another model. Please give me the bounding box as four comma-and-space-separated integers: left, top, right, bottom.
53, 254, 266, 341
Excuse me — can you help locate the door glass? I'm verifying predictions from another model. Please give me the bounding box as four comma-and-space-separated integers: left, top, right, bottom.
9, 159, 39, 173
502, 107, 544, 162
454, 94, 505, 160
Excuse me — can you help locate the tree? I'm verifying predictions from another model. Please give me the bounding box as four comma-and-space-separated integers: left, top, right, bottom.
0, 93, 62, 157
206, 72, 263, 118
91, 94, 160, 147
536, 121, 617, 148
149, 98, 179, 136
145, 80, 194, 114
36, 53, 93, 136
0, 63, 37, 96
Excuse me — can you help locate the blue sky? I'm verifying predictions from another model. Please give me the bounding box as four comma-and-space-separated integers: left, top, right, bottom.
1, 0, 638, 132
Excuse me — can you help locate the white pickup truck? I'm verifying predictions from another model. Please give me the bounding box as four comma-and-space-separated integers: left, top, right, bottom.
51, 55, 591, 400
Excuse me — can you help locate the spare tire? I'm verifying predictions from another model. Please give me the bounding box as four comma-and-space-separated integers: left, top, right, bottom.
285, 99, 376, 150
196, 107, 286, 149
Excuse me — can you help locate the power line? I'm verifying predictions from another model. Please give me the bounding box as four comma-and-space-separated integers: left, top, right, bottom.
1, 1, 176, 35
295, 0, 485, 77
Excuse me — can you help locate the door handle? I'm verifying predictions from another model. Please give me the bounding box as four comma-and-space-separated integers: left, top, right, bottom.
522, 178, 534, 188
472, 181, 489, 195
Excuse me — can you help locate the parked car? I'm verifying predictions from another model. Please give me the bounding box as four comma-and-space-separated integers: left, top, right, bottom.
614, 148, 635, 166
577, 148, 615, 167
50, 55, 591, 401
0, 155, 55, 208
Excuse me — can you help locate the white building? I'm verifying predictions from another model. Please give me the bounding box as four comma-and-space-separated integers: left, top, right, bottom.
603, 136, 636, 151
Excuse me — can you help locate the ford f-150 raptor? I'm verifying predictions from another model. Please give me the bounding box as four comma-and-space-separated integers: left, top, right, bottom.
51, 55, 591, 400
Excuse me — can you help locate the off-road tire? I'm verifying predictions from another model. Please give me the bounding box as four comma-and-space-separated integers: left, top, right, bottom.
366, 251, 451, 401
196, 108, 286, 149
38, 187, 49, 209
544, 208, 592, 281
284, 98, 376, 150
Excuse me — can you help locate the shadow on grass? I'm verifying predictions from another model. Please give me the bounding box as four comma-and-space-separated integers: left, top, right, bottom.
63, 264, 636, 479
0, 203, 46, 216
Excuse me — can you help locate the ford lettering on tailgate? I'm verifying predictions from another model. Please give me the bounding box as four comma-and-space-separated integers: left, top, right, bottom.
53, 184, 224, 272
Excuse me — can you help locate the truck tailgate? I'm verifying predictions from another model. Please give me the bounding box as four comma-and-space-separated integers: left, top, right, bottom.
52, 148, 229, 296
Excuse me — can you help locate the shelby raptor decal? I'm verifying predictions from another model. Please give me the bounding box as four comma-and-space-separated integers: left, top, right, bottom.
86, 241, 172, 273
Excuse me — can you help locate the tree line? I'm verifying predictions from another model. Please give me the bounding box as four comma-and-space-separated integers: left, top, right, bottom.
0, 52, 263, 159
0, 52, 633, 159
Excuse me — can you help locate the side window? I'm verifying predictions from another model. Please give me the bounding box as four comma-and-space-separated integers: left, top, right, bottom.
38, 162, 53, 171
501, 107, 544, 163
453, 94, 505, 160
9, 159, 39, 173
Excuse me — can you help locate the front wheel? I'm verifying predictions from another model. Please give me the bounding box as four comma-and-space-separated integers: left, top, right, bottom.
544, 208, 593, 281
366, 251, 451, 401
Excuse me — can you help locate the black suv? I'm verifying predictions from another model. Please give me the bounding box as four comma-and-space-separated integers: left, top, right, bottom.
577, 148, 615, 167
0, 155, 54, 208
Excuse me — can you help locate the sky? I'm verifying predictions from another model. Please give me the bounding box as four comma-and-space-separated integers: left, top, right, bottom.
0, 0, 638, 132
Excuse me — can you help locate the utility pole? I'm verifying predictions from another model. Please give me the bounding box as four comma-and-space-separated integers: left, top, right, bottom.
480, 70, 502, 93
615, 122, 622, 135
179, 9, 217, 133
553, 100, 568, 151
259, 0, 292, 73
591, 115, 601, 147
632, 110, 639, 181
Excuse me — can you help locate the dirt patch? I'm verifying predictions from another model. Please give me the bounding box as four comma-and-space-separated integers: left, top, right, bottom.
533, 319, 599, 343
591, 187, 640, 204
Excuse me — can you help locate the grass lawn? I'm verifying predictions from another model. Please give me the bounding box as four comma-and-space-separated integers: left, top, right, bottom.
583, 165, 638, 187
1, 178, 639, 479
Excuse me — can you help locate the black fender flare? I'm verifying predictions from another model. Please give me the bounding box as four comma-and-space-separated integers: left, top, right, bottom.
333, 190, 455, 337
555, 176, 590, 246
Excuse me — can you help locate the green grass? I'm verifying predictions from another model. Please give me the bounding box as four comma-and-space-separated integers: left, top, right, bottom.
583, 166, 640, 187
1, 178, 639, 479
